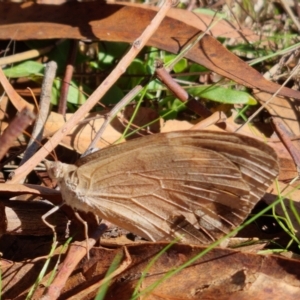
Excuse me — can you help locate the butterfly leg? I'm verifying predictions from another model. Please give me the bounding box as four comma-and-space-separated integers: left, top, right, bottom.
74, 211, 90, 260
42, 203, 65, 247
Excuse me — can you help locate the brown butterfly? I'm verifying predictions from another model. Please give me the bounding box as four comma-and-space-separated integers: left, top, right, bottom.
45, 131, 279, 244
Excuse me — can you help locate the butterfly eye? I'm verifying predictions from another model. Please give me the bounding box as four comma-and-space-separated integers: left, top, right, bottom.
45, 161, 63, 179
52, 166, 59, 178
53, 164, 64, 179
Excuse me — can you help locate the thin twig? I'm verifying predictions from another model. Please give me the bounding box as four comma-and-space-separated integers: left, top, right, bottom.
68, 246, 132, 300
20, 61, 57, 168
0, 107, 35, 161
0, 43, 59, 66
40, 222, 109, 300
155, 64, 231, 131
236, 61, 300, 133
0, 183, 61, 202
58, 40, 78, 116
280, 0, 300, 31
0, 67, 34, 111
83, 85, 144, 156
271, 117, 300, 174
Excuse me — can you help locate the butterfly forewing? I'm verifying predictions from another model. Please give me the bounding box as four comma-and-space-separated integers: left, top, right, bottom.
49, 131, 279, 244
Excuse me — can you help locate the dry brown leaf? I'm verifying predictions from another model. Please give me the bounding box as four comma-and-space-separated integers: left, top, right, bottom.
161, 119, 195, 132
268, 140, 298, 181
253, 90, 300, 180
0, 183, 61, 201
4, 243, 299, 299
254, 90, 300, 136
106, 244, 300, 300
1, 199, 67, 236
119, 1, 260, 42
1, 2, 299, 99
44, 111, 123, 152
44, 106, 160, 153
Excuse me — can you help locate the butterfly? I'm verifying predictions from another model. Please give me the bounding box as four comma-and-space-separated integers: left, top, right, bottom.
45, 130, 279, 244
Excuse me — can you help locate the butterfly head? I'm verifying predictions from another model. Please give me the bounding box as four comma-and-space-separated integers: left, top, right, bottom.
44, 161, 66, 180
